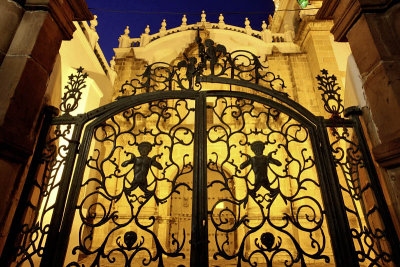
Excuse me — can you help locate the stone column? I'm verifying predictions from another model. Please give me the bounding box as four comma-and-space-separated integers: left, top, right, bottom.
0, 0, 92, 254
317, 0, 400, 236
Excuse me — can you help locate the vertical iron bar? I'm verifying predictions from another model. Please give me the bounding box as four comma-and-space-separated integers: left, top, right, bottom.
317, 117, 360, 266
40, 121, 85, 267
47, 122, 94, 266
346, 108, 400, 264
0, 106, 58, 266
190, 92, 208, 267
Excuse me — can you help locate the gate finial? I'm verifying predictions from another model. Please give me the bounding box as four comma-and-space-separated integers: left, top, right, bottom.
316, 69, 344, 120
59, 67, 88, 116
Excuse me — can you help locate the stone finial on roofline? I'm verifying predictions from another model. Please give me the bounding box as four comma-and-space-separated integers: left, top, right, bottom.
118, 26, 131, 48
110, 56, 116, 70
181, 14, 188, 30
141, 25, 150, 46
245, 17, 252, 34
90, 15, 98, 31
218, 14, 225, 28
262, 21, 267, 31
87, 14, 99, 49
261, 21, 272, 43
182, 14, 187, 26
160, 19, 167, 36
124, 26, 130, 35
201, 10, 206, 22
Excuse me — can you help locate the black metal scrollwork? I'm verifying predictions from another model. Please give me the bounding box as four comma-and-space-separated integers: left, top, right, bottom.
329, 127, 394, 266
60, 67, 88, 115
67, 99, 195, 266
206, 96, 331, 266
14, 124, 73, 266
119, 31, 286, 97
316, 69, 344, 119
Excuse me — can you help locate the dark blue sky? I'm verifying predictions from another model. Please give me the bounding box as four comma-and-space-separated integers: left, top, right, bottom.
85, 0, 275, 62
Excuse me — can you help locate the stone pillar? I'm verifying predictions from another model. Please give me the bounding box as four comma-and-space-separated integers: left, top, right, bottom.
0, 0, 92, 255
317, 0, 400, 235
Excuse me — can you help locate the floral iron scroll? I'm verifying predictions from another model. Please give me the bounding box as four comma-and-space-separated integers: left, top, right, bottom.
119, 30, 286, 96
316, 69, 344, 120
60, 67, 88, 115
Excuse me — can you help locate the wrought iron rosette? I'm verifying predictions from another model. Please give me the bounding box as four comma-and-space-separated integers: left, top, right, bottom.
316, 69, 344, 119
59, 67, 88, 115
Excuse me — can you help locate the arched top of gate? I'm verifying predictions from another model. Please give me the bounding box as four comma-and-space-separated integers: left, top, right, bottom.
55, 38, 345, 129
114, 30, 317, 124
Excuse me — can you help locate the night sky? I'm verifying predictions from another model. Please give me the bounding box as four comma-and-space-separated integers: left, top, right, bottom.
85, 0, 276, 62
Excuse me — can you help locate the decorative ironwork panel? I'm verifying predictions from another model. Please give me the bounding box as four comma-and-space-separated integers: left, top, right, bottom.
316, 69, 344, 120
64, 99, 195, 266
328, 127, 395, 266
13, 124, 73, 266
119, 33, 286, 97
5, 49, 399, 267
60, 67, 88, 116
206, 96, 335, 266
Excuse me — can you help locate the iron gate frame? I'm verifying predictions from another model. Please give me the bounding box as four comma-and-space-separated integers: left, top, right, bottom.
2, 33, 399, 267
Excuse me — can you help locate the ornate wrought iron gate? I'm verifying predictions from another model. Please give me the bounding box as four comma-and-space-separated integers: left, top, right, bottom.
1, 34, 399, 267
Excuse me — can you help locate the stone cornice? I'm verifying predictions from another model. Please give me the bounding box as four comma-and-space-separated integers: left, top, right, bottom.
25, 0, 92, 40
67, 0, 93, 21
317, 0, 395, 42
294, 17, 334, 47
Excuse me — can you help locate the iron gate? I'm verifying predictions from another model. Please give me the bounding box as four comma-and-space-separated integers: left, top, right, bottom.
1, 33, 399, 267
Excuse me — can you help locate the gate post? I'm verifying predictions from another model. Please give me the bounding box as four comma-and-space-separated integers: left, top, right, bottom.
316, 117, 360, 266
40, 121, 85, 267
0, 105, 58, 266
345, 107, 400, 265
